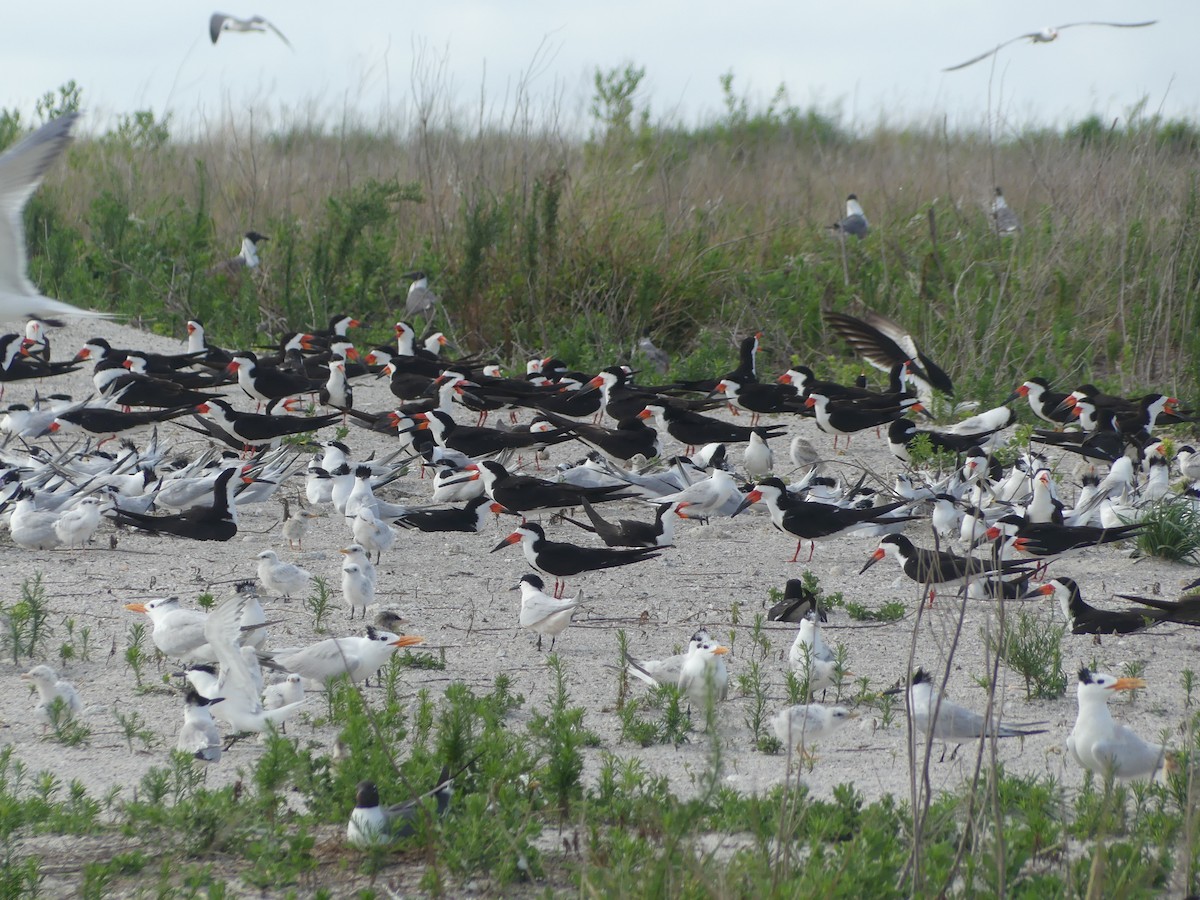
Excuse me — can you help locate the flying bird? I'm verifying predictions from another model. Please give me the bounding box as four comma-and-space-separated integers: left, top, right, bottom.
0, 113, 111, 321
943, 21, 1156, 72
209, 13, 292, 48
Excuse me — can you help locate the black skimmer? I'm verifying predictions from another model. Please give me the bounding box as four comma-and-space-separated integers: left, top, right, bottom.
74, 337, 202, 373
475, 460, 635, 513
734, 477, 914, 562
0, 114, 110, 321
196, 399, 340, 449
824, 307, 954, 398
986, 514, 1143, 559
1026, 577, 1182, 635
638, 403, 785, 451
393, 496, 514, 533
414, 410, 574, 457
536, 410, 662, 464
107, 467, 246, 541
712, 376, 804, 424
491, 523, 661, 597
1007, 378, 1073, 427
943, 20, 1156, 72
805, 393, 921, 449
828, 194, 868, 239
887, 416, 1009, 462
860, 534, 1028, 603
556, 497, 682, 548
47, 403, 194, 442
227, 352, 320, 407
768, 578, 827, 623
209, 14, 292, 48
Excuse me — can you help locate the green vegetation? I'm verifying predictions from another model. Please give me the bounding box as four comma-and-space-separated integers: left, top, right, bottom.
6, 73, 1199, 402
1136, 498, 1200, 563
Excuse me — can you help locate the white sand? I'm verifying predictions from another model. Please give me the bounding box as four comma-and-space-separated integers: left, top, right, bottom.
0, 316, 1192, 828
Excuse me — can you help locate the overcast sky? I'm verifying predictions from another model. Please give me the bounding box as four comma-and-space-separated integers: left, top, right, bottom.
0, 1, 1185, 136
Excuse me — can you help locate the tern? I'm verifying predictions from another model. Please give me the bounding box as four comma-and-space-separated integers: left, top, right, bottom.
264, 627, 425, 686
771, 705, 856, 760
0, 113, 109, 321
1068, 668, 1169, 780
515, 573, 585, 651
677, 639, 731, 709
347, 773, 453, 847
209, 13, 292, 48
177, 687, 223, 765
829, 194, 868, 239
21, 664, 82, 726
884, 669, 1047, 759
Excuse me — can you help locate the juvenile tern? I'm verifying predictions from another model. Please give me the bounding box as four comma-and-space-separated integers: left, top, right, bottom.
256, 549, 312, 599
770, 705, 856, 758
341, 561, 375, 621
677, 638, 730, 708
21, 665, 81, 725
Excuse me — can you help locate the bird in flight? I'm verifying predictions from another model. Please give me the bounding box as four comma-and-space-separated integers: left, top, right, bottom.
209, 13, 293, 49
943, 20, 1156, 72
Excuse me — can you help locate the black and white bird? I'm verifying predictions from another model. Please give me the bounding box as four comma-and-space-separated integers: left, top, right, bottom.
346, 773, 453, 847
209, 231, 270, 277
991, 187, 1021, 234
829, 194, 869, 239
402, 270, 440, 320
176, 687, 223, 766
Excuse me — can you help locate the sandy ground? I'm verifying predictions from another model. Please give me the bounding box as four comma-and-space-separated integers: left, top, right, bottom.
0, 316, 1195, 863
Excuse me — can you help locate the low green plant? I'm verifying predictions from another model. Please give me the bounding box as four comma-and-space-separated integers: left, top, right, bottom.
124, 621, 148, 688
845, 599, 906, 622
1136, 499, 1200, 563
113, 707, 157, 753
305, 576, 334, 631
992, 611, 1068, 699
45, 697, 90, 746
2, 573, 52, 663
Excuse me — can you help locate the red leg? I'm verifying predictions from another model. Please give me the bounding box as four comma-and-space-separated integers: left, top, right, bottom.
807, 541, 815, 563
790, 541, 802, 563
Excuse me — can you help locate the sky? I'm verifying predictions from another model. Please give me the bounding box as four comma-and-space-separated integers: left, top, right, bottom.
0, 2, 1188, 136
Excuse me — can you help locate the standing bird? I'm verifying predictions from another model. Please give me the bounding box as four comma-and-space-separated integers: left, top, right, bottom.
884, 669, 1047, 759
281, 498, 318, 550
176, 687, 223, 766
209, 13, 292, 48
256, 549, 312, 599
635, 334, 670, 375
490, 523, 661, 597
21, 665, 82, 726
341, 561, 376, 621
829, 194, 869, 239
0, 113, 110, 321
1068, 668, 1168, 780
788, 612, 840, 697
515, 573, 585, 651
942, 21, 1157, 72
677, 639, 731, 709
991, 187, 1021, 235
402, 271, 440, 321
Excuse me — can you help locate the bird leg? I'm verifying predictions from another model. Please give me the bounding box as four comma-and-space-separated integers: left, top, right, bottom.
807, 541, 816, 563
537, 634, 543, 652
790, 541, 803, 563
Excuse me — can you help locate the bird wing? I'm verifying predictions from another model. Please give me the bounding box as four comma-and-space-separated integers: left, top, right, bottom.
0, 114, 78, 299
205, 595, 263, 713
1055, 20, 1157, 32
275, 638, 359, 681
1094, 726, 1165, 777
942, 32, 1042, 72
208, 13, 227, 43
